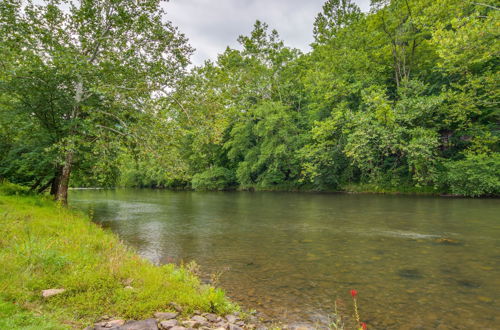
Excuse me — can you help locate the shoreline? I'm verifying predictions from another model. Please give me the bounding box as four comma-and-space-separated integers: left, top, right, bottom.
71, 185, 499, 199
0, 189, 273, 330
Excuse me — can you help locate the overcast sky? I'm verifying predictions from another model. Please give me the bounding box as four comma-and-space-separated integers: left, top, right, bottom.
165, 0, 371, 66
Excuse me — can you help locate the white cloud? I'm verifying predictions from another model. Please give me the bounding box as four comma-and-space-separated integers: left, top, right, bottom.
164, 0, 371, 66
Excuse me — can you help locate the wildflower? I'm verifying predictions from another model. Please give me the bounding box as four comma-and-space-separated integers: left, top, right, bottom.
351, 289, 358, 298
361, 322, 367, 329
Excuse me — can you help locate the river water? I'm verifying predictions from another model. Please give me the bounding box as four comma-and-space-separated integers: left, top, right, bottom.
70, 189, 499, 329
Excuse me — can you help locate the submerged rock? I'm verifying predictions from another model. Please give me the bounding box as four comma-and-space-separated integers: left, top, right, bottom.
457, 279, 481, 288
398, 268, 423, 279
434, 238, 462, 245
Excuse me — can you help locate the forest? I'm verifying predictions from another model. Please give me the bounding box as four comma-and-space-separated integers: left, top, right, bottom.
1, 0, 499, 202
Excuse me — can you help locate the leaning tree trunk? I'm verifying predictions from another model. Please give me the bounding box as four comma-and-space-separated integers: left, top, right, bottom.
55, 151, 74, 205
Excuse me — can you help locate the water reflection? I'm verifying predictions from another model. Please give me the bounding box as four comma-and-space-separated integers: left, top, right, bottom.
70, 190, 500, 329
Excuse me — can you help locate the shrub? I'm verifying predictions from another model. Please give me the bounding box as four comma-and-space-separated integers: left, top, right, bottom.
191, 167, 236, 191
444, 153, 500, 197
0, 181, 31, 196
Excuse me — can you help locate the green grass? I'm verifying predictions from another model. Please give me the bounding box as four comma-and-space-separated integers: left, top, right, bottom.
0, 298, 65, 330
0, 186, 237, 329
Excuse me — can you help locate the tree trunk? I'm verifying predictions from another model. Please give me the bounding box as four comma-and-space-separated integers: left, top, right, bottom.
50, 166, 63, 196
55, 151, 73, 205
29, 177, 43, 192
37, 177, 54, 194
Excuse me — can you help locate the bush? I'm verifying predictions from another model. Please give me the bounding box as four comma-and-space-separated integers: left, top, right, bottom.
0, 181, 31, 196
444, 153, 500, 197
191, 167, 235, 191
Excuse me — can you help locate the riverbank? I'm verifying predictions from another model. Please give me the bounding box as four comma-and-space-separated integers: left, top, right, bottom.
118, 182, 475, 197
0, 186, 241, 329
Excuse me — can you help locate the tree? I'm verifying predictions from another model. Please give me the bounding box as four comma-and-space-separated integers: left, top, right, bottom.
0, 0, 191, 203
313, 0, 362, 45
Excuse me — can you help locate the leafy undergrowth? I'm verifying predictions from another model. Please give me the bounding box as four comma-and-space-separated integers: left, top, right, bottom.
341, 183, 440, 195
0, 190, 237, 329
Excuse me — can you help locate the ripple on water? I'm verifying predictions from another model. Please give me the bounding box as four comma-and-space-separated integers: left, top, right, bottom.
70, 190, 500, 329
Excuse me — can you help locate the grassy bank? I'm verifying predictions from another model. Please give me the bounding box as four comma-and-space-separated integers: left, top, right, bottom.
0, 187, 237, 329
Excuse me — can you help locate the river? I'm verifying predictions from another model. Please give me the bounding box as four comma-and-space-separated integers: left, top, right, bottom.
70, 189, 499, 329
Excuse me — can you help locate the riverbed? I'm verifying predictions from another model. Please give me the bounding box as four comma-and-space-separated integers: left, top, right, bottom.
70, 190, 499, 329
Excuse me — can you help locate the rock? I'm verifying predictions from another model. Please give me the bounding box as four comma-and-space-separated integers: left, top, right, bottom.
155, 312, 179, 320
435, 238, 461, 245
160, 319, 178, 329
203, 314, 218, 322
214, 321, 227, 329
398, 268, 423, 279
182, 320, 198, 328
170, 327, 187, 330
213, 328, 226, 330
247, 316, 258, 323
191, 316, 207, 323
120, 319, 158, 330
225, 315, 238, 324
457, 279, 481, 288
41, 288, 65, 298
93, 321, 107, 329
105, 319, 125, 328
229, 324, 243, 330
124, 286, 134, 290
477, 296, 493, 303
170, 302, 183, 313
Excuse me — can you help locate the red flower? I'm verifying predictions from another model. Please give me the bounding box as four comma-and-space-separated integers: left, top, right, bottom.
351, 289, 358, 298
361, 322, 367, 330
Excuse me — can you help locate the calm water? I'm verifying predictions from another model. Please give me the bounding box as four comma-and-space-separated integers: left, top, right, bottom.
70, 189, 500, 329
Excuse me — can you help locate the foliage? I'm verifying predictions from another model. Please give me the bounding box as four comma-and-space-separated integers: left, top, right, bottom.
0, 181, 31, 196
191, 167, 236, 191
0, 188, 238, 328
444, 153, 500, 197
0, 0, 191, 202
1, 0, 498, 197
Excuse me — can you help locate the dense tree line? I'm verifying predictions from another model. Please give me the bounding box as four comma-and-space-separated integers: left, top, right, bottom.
1, 0, 499, 198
